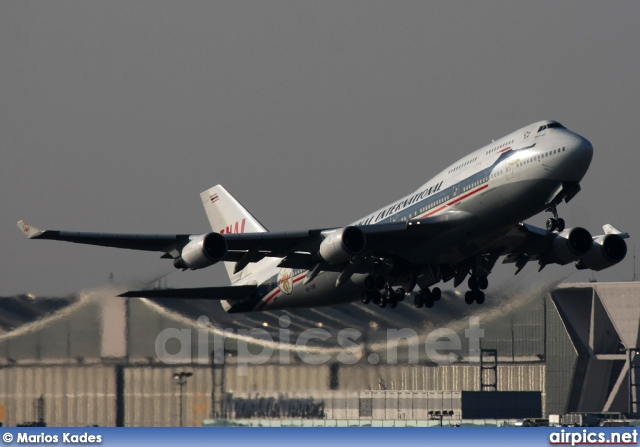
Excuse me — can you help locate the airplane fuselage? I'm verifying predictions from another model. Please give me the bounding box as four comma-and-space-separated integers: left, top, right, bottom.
224, 120, 594, 312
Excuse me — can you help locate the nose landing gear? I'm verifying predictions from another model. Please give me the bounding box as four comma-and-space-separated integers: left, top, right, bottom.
546, 205, 565, 232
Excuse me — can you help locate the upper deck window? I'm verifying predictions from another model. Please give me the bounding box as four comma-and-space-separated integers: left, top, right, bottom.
538, 122, 566, 133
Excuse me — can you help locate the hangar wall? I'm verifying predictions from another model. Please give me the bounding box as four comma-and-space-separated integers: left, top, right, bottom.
2, 282, 638, 426
0, 363, 544, 427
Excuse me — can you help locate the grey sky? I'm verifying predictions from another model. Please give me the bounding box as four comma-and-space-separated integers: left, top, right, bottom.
3, 1, 640, 296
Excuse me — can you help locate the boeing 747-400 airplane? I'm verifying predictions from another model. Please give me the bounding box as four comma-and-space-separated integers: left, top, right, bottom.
18, 120, 629, 312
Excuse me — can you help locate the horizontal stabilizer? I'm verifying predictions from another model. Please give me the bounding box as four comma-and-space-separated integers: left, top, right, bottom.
118, 285, 257, 299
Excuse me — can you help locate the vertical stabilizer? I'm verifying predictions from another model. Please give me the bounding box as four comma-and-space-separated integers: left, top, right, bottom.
200, 185, 268, 284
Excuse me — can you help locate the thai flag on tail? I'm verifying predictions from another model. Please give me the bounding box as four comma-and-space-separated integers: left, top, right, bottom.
210, 193, 219, 204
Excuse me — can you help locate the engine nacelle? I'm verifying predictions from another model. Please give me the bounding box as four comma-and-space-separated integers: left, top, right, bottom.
549, 227, 593, 265
319, 226, 366, 264
174, 233, 228, 270
576, 234, 627, 271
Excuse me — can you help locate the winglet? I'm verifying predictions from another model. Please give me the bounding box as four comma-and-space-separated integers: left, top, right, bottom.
603, 224, 630, 239
17, 220, 44, 239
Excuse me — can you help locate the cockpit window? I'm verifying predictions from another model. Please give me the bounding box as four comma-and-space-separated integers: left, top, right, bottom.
538, 122, 565, 132
547, 122, 565, 129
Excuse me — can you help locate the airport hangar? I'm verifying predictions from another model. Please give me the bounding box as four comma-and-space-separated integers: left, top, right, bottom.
0, 282, 638, 427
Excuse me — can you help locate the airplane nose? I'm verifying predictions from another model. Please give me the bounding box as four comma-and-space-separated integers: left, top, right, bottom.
577, 135, 593, 161
563, 135, 593, 181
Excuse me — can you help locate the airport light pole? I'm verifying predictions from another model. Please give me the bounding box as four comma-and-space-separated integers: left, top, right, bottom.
173, 371, 193, 427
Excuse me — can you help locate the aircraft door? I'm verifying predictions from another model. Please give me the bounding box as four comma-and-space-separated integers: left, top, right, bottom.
453, 183, 460, 197
506, 164, 514, 181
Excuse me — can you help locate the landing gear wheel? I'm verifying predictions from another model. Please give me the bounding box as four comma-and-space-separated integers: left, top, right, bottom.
384, 288, 394, 301
425, 297, 434, 308
468, 276, 479, 290
546, 214, 566, 232
395, 288, 406, 302
475, 291, 485, 305
378, 297, 387, 308
361, 291, 371, 304
414, 293, 424, 308
465, 291, 474, 305
478, 277, 488, 290
546, 204, 565, 232
389, 298, 398, 308
432, 287, 442, 301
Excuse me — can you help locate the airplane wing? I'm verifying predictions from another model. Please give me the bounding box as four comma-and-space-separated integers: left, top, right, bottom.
17, 220, 330, 262
487, 222, 628, 274
17, 211, 470, 272
18, 220, 193, 258
439, 221, 628, 292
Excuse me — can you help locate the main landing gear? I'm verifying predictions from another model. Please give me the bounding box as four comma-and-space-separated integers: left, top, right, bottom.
361, 275, 448, 310
360, 276, 406, 309
413, 287, 441, 309
360, 275, 445, 310
464, 275, 487, 305
546, 205, 565, 233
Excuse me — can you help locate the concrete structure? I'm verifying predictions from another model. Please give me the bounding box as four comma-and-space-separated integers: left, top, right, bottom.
548, 283, 640, 415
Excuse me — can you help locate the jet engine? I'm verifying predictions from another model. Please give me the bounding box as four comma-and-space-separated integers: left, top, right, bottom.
174, 233, 228, 270
549, 227, 593, 265
576, 233, 628, 271
319, 226, 366, 264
